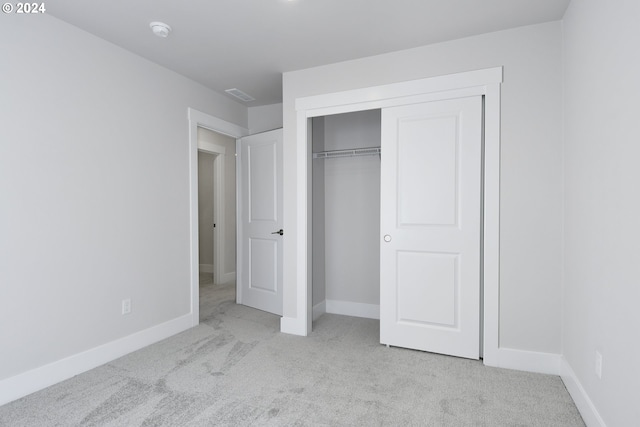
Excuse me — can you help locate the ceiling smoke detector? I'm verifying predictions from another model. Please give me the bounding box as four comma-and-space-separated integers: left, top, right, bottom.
225, 88, 256, 102
150, 22, 171, 38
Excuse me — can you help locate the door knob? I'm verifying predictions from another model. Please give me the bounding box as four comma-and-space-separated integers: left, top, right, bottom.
271, 229, 284, 236
383, 235, 392, 242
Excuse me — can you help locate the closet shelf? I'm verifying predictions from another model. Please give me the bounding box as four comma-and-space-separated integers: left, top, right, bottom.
313, 147, 381, 159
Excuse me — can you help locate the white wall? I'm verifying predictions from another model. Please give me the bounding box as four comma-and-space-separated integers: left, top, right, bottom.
0, 15, 246, 395
248, 103, 283, 133
562, 0, 640, 424
283, 21, 564, 354
197, 127, 237, 281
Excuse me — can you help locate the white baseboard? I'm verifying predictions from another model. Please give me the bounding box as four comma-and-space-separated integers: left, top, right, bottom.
199, 267, 235, 284
280, 316, 307, 336
561, 357, 606, 427
326, 300, 380, 320
483, 347, 562, 375
222, 271, 236, 284
313, 301, 327, 322
199, 264, 214, 273
313, 301, 326, 321
0, 314, 193, 406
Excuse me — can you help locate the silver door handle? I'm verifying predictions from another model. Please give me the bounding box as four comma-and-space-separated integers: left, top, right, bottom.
271, 229, 284, 236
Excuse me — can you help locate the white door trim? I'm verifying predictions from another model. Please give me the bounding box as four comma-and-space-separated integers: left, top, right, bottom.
188, 108, 249, 326
288, 67, 502, 366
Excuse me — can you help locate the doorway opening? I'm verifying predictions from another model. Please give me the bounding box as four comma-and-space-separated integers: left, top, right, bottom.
196, 127, 236, 287
195, 127, 236, 323
311, 110, 382, 326
197, 149, 218, 286
310, 98, 484, 360
188, 108, 249, 326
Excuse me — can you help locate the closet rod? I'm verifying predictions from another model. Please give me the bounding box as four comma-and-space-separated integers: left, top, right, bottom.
313, 147, 381, 159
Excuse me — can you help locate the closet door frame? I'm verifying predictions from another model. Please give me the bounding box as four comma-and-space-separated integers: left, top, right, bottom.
289, 67, 503, 367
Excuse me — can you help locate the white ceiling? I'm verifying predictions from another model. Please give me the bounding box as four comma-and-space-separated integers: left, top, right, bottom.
48, 0, 571, 106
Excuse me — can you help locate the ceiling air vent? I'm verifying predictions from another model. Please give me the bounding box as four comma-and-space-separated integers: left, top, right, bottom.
225, 88, 255, 102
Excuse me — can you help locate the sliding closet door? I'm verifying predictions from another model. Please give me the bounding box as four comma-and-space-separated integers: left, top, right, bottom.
380, 97, 482, 359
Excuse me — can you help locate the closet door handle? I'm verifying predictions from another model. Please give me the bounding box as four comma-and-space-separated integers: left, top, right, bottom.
383, 235, 391, 242
271, 229, 284, 236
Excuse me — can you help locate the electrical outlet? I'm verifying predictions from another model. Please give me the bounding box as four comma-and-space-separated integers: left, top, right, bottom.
122, 298, 131, 315
595, 350, 603, 379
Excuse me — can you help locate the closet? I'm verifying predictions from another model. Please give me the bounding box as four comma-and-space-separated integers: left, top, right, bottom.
312, 109, 382, 322
308, 97, 483, 360
296, 69, 503, 361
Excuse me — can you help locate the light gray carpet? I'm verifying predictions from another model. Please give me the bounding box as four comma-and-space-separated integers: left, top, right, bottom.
199, 272, 214, 286
0, 281, 584, 426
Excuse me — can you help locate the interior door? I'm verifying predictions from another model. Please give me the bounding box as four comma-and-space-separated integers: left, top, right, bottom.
380, 97, 482, 359
237, 129, 283, 315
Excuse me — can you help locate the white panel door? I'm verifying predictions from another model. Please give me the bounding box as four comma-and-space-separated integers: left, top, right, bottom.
380, 97, 482, 359
237, 129, 283, 315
